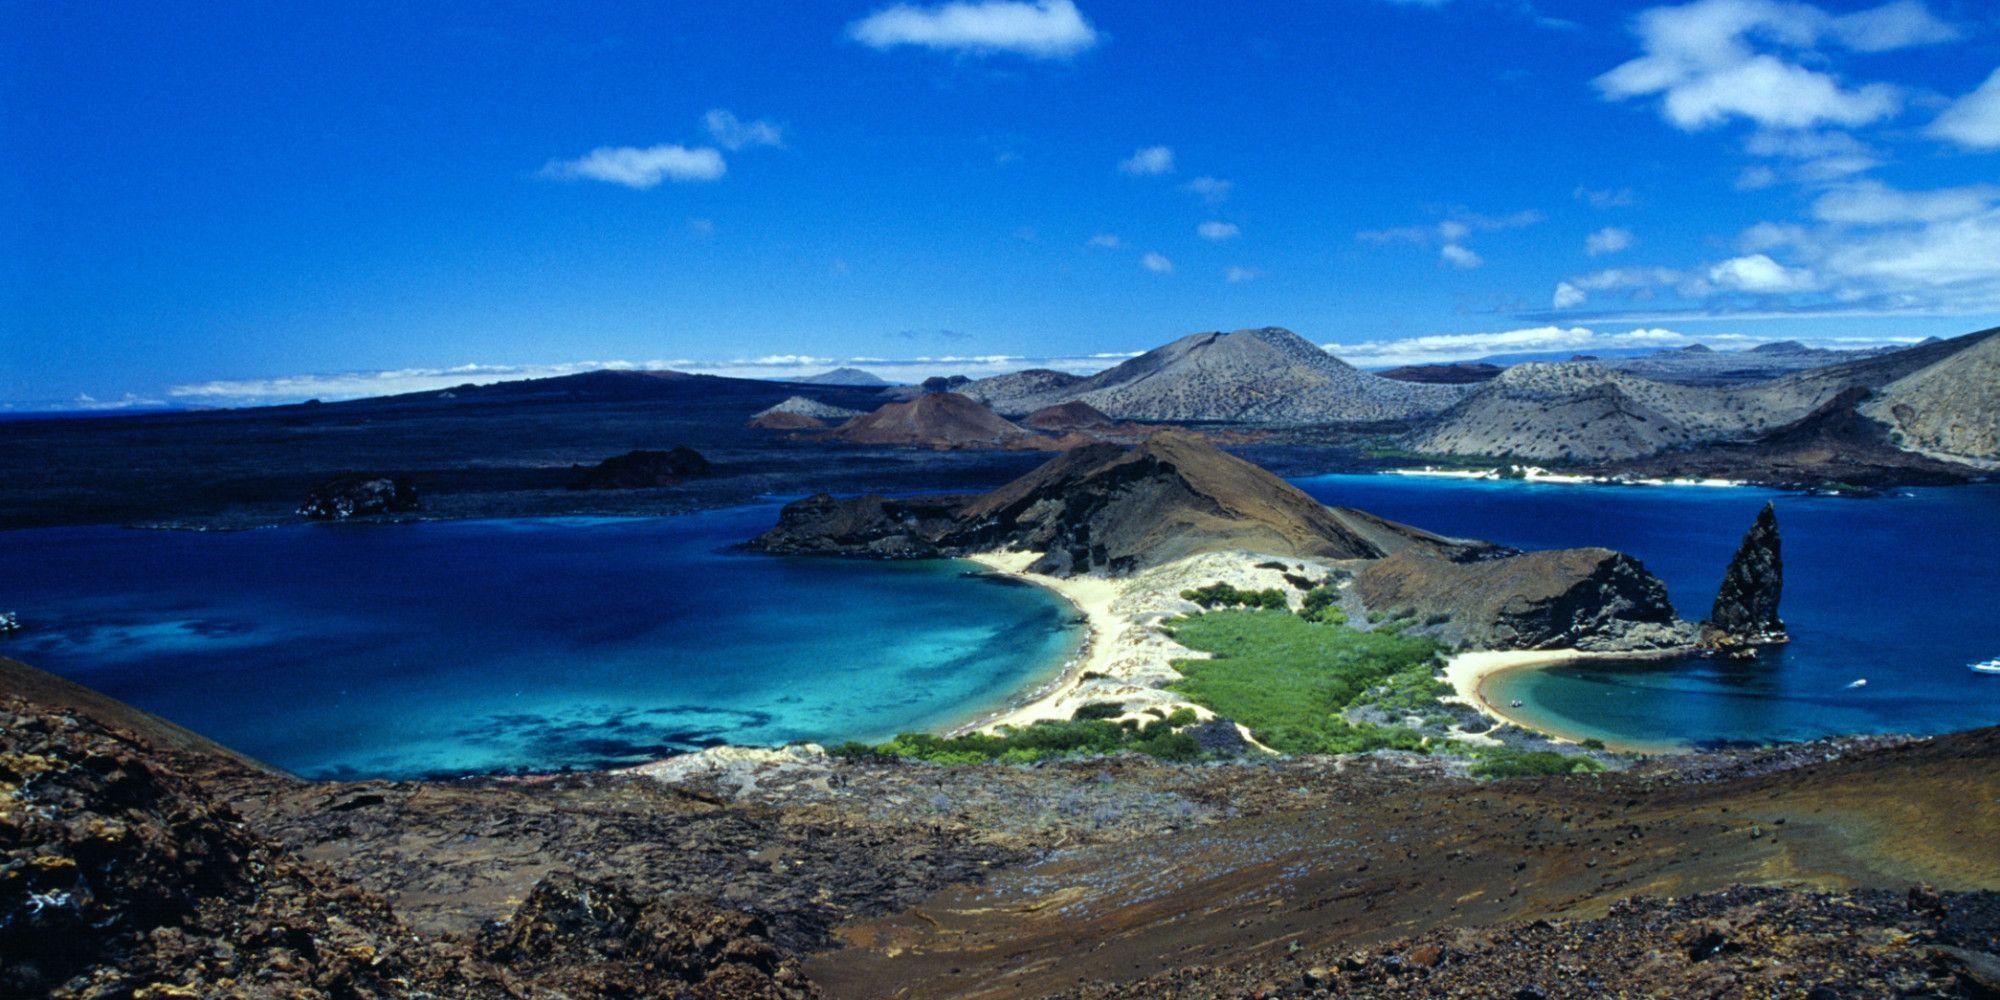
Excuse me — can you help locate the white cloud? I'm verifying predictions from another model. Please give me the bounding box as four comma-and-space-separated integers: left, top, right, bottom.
1586, 227, 1637, 256
1225, 266, 1259, 283
1736, 165, 1781, 190
848, 0, 1100, 58
1440, 244, 1483, 268
1827, 0, 1959, 52
703, 109, 784, 150
1197, 221, 1240, 241
1185, 176, 1233, 202
1359, 210, 1541, 247
1553, 282, 1588, 308
1593, 0, 1955, 132
1811, 181, 2000, 225
1929, 68, 2000, 151
1088, 233, 1121, 248
1119, 145, 1175, 175
1574, 186, 1637, 208
540, 144, 726, 188
1321, 325, 1700, 367
1141, 252, 1174, 273
686, 217, 717, 236
1709, 253, 1819, 292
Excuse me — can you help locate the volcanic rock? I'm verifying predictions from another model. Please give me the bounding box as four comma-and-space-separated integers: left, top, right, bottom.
750, 410, 829, 431
1023, 400, 1117, 433
1865, 326, 2000, 465
1354, 547, 1694, 651
962, 327, 1469, 422
1376, 362, 1505, 385
298, 474, 420, 519
753, 395, 864, 423
568, 447, 712, 490
826, 392, 1046, 450
1705, 502, 1787, 648
751, 430, 1499, 575
791, 367, 890, 387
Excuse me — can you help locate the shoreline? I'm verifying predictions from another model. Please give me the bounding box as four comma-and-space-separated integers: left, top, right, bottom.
1443, 648, 1693, 754
948, 552, 1214, 735
1384, 465, 1747, 489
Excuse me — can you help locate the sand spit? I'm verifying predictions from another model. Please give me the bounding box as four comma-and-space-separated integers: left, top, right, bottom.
955, 550, 1333, 741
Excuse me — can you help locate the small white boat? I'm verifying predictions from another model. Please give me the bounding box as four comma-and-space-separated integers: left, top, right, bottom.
1845, 678, 1867, 689
1971, 658, 2000, 675
0, 611, 18, 634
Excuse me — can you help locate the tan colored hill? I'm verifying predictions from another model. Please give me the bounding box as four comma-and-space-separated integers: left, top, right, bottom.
826, 392, 1047, 449
1406, 329, 2000, 464
1864, 328, 2000, 466
955, 430, 1496, 574
966, 327, 1469, 422
752, 430, 1500, 574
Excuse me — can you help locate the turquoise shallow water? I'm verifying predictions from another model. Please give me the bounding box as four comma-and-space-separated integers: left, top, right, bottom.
0, 506, 1083, 778
1294, 476, 2000, 749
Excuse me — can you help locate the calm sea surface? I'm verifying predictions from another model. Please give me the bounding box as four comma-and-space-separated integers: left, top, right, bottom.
4, 479, 1997, 772
0, 505, 1083, 778
1295, 476, 2000, 749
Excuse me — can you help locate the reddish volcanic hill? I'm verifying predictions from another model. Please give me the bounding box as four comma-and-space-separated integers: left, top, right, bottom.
1022, 400, 1116, 432
827, 392, 1045, 449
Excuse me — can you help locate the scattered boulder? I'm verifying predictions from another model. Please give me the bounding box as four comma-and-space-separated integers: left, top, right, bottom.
750, 411, 829, 431
477, 872, 818, 998
298, 474, 420, 519
568, 447, 711, 490
1703, 502, 1787, 650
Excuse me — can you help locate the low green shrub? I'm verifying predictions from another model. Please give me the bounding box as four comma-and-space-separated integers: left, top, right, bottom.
1468, 747, 1605, 778
1181, 582, 1289, 611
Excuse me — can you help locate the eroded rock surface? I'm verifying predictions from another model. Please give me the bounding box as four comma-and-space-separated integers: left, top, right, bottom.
1705, 501, 1788, 649
298, 474, 420, 519
1355, 547, 1694, 651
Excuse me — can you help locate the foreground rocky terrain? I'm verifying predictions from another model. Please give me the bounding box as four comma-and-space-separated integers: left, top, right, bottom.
4, 654, 1996, 998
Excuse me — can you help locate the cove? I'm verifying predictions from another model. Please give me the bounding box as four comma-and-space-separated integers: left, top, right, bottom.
0, 504, 1084, 779
1293, 476, 2000, 750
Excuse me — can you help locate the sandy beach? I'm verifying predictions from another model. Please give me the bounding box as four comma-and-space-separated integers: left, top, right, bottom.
1443, 648, 1693, 751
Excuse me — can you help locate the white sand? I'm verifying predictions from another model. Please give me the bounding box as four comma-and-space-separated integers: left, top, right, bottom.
1443, 648, 1692, 750
953, 550, 1317, 749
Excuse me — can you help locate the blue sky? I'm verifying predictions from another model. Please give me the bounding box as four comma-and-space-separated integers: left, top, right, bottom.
4, 0, 1999, 407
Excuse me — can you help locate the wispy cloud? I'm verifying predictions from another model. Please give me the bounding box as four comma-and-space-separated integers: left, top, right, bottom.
1574, 186, 1637, 209
161, 352, 1148, 406
1141, 252, 1174, 273
848, 0, 1100, 58
1586, 226, 1636, 256
1360, 209, 1540, 268
1324, 325, 1698, 367
1184, 176, 1233, 202
1197, 220, 1240, 242
1225, 266, 1258, 283
540, 144, 726, 188
1930, 68, 2000, 150
703, 109, 784, 150
1119, 145, 1174, 175
1087, 233, 1122, 248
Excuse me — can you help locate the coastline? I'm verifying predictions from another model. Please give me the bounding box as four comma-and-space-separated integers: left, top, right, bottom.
949, 551, 1209, 735
1385, 465, 1746, 489
1443, 648, 1692, 753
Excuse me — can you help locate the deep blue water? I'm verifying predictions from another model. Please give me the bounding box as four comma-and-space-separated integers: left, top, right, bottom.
0, 506, 1083, 779
1295, 476, 2000, 750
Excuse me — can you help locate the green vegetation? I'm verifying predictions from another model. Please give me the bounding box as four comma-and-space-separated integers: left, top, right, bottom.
1299, 586, 1347, 625
1164, 609, 1448, 756
831, 708, 1205, 765
1466, 746, 1605, 778
1180, 582, 1288, 610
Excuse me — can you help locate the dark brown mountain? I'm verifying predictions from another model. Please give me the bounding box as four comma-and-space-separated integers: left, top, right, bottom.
1704, 502, 1787, 650
1375, 362, 1505, 385
1354, 547, 1692, 651
1021, 400, 1116, 432
751, 430, 1497, 575
825, 392, 1048, 450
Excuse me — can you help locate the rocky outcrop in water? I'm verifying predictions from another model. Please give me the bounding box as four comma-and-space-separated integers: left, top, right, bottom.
750, 431, 1496, 575
568, 447, 711, 490
1354, 547, 1695, 652
1704, 502, 1787, 651
298, 474, 420, 519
